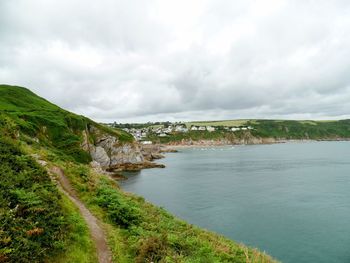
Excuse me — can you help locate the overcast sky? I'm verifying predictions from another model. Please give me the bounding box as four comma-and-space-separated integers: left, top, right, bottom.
1, 0, 350, 122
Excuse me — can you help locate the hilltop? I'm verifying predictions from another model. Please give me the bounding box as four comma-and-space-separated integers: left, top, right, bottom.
0, 85, 276, 263
0, 85, 134, 163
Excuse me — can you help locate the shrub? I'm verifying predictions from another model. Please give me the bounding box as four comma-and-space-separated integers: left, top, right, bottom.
94, 181, 142, 228
136, 235, 168, 263
0, 138, 67, 262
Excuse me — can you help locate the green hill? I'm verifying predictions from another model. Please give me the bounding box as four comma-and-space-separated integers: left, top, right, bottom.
0, 85, 276, 263
146, 119, 350, 144
0, 84, 133, 163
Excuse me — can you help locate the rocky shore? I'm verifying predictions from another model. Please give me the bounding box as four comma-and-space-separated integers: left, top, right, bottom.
81, 125, 168, 175
84, 126, 350, 178
163, 137, 350, 148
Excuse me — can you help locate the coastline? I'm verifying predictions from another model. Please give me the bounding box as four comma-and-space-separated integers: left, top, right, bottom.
160, 137, 350, 150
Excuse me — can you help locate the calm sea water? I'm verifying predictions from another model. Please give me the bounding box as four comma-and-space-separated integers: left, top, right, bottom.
120, 142, 350, 263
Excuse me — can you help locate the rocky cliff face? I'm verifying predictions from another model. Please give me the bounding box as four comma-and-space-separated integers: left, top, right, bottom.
81, 125, 145, 171
165, 132, 280, 146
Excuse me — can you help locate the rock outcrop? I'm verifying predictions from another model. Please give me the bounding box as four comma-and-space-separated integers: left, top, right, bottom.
141, 144, 165, 161
81, 125, 151, 172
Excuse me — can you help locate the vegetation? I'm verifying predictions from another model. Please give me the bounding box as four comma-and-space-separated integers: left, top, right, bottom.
0, 84, 133, 164
0, 137, 67, 262
147, 130, 237, 144
61, 161, 276, 263
145, 119, 350, 144
185, 120, 253, 128
250, 119, 350, 139
0, 84, 277, 262
46, 194, 97, 263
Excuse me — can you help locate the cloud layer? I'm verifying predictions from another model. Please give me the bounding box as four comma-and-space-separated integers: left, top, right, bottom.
1, 0, 350, 122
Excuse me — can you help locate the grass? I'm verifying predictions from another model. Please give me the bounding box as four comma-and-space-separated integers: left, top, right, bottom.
47, 194, 97, 263
0, 84, 278, 262
55, 160, 277, 263
0, 137, 67, 262
186, 119, 253, 128
0, 85, 133, 164
250, 119, 350, 139
145, 119, 350, 144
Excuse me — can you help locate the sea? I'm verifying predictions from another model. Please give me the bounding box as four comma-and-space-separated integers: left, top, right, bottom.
120, 141, 350, 263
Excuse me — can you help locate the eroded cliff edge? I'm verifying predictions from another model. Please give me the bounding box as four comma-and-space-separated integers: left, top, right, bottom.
81, 125, 164, 172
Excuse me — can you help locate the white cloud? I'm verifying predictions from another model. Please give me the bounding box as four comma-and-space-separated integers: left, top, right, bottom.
1, 0, 350, 122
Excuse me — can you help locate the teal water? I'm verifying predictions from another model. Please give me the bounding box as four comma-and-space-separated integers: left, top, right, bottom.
120, 142, 350, 263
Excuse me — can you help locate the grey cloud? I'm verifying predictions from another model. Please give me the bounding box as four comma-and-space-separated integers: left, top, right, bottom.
1, 0, 350, 123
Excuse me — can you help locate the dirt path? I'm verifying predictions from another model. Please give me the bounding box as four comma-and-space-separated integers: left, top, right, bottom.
50, 166, 112, 263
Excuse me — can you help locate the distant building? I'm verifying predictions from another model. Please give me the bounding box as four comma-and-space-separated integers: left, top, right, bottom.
175, 125, 188, 132
198, 126, 206, 131
141, 141, 152, 145
206, 126, 215, 132
191, 126, 198, 131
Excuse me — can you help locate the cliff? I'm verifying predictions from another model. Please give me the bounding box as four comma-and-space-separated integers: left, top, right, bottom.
0, 84, 158, 171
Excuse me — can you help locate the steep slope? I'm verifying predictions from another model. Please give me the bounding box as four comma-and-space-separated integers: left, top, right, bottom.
0, 84, 277, 262
0, 84, 143, 167
0, 137, 97, 263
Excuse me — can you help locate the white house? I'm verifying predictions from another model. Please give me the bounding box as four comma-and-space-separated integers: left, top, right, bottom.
191, 126, 198, 131
141, 141, 152, 145
206, 126, 215, 132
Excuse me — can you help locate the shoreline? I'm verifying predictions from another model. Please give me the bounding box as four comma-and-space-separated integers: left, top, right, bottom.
160, 138, 350, 150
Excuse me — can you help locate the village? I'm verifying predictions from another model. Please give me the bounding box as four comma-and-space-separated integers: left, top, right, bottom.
110, 123, 254, 141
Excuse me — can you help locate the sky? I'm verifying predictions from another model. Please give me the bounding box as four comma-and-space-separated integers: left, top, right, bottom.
1, 0, 350, 123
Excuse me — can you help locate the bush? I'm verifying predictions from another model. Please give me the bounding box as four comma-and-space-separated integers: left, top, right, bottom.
94, 181, 142, 228
136, 235, 168, 263
0, 138, 67, 262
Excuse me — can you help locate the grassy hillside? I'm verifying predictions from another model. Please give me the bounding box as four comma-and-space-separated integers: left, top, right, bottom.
0, 137, 96, 263
0, 85, 277, 262
0, 85, 133, 163
147, 119, 350, 144
0, 137, 65, 262
58, 160, 276, 263
250, 119, 350, 139
185, 119, 252, 128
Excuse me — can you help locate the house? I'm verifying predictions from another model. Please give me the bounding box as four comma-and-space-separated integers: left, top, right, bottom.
141, 141, 152, 145
191, 126, 198, 131
164, 127, 173, 134
159, 133, 168, 137
198, 126, 206, 131
231, 127, 240, 132
206, 126, 215, 132
175, 125, 188, 133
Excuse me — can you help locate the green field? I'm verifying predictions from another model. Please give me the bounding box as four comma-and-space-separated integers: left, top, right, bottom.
185, 119, 254, 128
